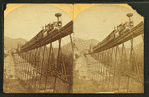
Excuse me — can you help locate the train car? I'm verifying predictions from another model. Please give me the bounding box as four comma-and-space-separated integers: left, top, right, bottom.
47, 24, 54, 35
92, 13, 134, 52
43, 29, 47, 38
120, 22, 130, 36
43, 23, 51, 38
27, 37, 35, 47
43, 21, 62, 39
102, 35, 110, 47
109, 29, 116, 41
44, 23, 51, 36
46, 22, 55, 35
21, 41, 29, 51
20, 13, 63, 52
119, 24, 125, 35
21, 34, 37, 51
36, 29, 44, 42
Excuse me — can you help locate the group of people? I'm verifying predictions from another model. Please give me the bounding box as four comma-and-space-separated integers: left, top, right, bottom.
42, 21, 60, 32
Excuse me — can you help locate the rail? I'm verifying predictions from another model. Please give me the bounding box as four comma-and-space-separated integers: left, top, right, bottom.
12, 20, 73, 93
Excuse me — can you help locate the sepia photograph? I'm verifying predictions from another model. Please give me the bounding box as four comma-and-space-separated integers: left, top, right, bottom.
73, 4, 144, 93
3, 3, 144, 94
4, 4, 73, 93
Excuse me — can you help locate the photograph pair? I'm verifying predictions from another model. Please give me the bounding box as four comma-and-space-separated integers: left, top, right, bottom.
4, 4, 144, 93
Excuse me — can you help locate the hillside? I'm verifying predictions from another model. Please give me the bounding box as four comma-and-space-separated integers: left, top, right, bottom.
4, 36, 72, 57
48, 41, 73, 58
89, 42, 143, 65
4, 36, 27, 49
4, 36, 73, 56
134, 42, 144, 56
61, 42, 73, 56
40, 42, 73, 59
52, 42, 73, 59
74, 37, 99, 51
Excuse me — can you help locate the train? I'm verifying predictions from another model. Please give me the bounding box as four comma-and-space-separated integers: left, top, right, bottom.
92, 13, 134, 51
19, 13, 62, 52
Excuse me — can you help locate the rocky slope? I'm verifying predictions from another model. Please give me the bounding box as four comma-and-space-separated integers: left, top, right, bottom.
4, 36, 27, 49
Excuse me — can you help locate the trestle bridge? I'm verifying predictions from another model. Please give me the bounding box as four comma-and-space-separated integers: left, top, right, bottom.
84, 13, 144, 93
12, 13, 73, 93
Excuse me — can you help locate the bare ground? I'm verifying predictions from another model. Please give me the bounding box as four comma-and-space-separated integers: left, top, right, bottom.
73, 53, 144, 93
3, 54, 29, 93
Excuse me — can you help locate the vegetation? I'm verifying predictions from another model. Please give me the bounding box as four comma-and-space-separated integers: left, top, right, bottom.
83, 42, 144, 93
16, 45, 73, 93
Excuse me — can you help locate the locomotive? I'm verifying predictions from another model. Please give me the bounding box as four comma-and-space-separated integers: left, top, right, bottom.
20, 13, 62, 51
93, 13, 134, 51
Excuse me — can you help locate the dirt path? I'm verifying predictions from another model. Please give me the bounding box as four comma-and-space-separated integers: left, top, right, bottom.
4, 53, 16, 79
73, 53, 102, 93
74, 54, 89, 80
3, 54, 29, 93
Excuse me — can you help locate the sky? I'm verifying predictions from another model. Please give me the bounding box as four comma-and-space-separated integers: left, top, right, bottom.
4, 4, 144, 48
4, 4, 73, 47
74, 4, 144, 47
